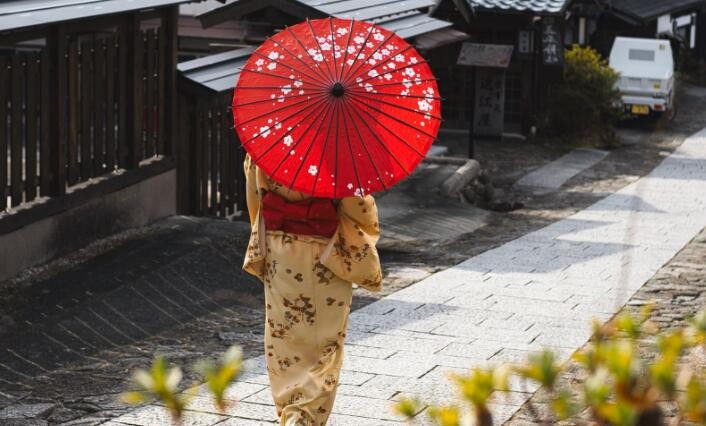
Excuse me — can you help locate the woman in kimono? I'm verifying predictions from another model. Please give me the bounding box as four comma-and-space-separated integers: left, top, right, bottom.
242, 154, 383, 426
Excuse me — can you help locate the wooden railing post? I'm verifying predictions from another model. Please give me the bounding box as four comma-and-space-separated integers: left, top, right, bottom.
162, 6, 178, 158
119, 13, 143, 169
176, 94, 195, 214
46, 25, 67, 196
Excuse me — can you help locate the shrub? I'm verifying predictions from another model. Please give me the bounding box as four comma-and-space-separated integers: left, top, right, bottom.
544, 45, 623, 145
396, 307, 706, 426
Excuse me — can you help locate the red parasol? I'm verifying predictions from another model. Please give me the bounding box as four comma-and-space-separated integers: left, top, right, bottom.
232, 17, 441, 198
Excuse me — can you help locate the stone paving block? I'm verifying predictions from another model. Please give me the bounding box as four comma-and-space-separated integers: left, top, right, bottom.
346, 330, 456, 353
430, 323, 540, 344
243, 389, 273, 405
435, 341, 504, 360
327, 413, 403, 425
336, 383, 399, 400
531, 326, 594, 348
344, 344, 396, 359
486, 296, 576, 317
365, 327, 470, 343
475, 316, 537, 331
348, 312, 449, 333
342, 354, 435, 378
508, 314, 600, 330
238, 372, 271, 386
489, 285, 570, 302
112, 405, 226, 426
354, 299, 423, 316
164, 396, 278, 422
362, 373, 458, 402
332, 395, 405, 421
441, 293, 499, 310
490, 391, 534, 407
338, 369, 376, 386
217, 418, 276, 425
186, 381, 266, 402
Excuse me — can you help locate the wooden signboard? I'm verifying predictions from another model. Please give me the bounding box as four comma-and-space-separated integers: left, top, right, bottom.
457, 42, 513, 68
473, 68, 505, 137
542, 17, 563, 65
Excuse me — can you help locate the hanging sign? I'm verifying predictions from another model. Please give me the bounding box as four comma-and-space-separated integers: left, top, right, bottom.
457, 43, 513, 68
542, 18, 563, 65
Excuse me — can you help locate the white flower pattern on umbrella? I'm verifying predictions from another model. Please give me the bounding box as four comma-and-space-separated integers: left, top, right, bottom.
232, 18, 440, 198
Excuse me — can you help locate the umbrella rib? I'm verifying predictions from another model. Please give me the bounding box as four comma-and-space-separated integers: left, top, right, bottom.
333, 95, 340, 198
240, 99, 326, 149
237, 94, 329, 145
337, 23, 375, 86
328, 17, 339, 84
234, 92, 328, 128
348, 96, 432, 156
270, 36, 333, 87
234, 85, 328, 91
251, 96, 330, 164
348, 78, 438, 89
346, 100, 411, 181
249, 50, 333, 89
240, 67, 329, 89
344, 44, 413, 87
336, 19, 356, 82
341, 31, 396, 87
268, 98, 332, 177
340, 98, 375, 195
306, 19, 336, 84
353, 60, 431, 86
310, 98, 339, 196
287, 97, 335, 193
351, 91, 443, 120
234, 91, 330, 108
285, 25, 335, 87
346, 89, 442, 101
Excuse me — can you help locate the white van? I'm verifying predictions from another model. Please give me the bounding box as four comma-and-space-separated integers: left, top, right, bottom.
609, 37, 675, 118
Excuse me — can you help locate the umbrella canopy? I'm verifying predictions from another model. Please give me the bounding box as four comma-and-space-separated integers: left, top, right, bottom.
232, 17, 441, 198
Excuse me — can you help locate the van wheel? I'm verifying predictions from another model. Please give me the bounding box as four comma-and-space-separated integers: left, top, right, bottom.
667, 100, 677, 121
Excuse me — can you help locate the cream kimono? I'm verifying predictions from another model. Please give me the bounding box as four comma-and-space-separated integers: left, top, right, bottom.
242, 155, 382, 426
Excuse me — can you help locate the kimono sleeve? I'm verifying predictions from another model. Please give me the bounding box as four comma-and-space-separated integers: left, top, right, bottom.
319, 195, 383, 292
242, 155, 267, 281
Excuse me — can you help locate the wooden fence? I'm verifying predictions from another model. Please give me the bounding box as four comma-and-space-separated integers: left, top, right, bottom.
178, 95, 246, 218
1, 28, 171, 212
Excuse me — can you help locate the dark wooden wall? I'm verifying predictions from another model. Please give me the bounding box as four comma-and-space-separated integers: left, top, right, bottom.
1, 7, 178, 216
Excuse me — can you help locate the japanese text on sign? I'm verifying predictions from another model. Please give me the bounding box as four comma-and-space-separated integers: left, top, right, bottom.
474, 68, 505, 136
542, 18, 563, 65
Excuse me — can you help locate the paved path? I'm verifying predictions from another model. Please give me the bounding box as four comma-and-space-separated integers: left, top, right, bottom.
514, 147, 609, 190
107, 129, 706, 425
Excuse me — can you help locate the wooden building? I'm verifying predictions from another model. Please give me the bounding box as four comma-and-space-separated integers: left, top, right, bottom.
190, 0, 469, 53
173, 0, 470, 206
586, 0, 706, 64
433, 0, 578, 134
0, 0, 189, 280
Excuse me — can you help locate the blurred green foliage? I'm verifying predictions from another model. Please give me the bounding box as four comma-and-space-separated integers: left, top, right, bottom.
395, 307, 706, 425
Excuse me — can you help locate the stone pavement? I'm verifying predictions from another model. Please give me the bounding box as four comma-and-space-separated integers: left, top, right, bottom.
107, 128, 706, 425
513, 148, 609, 191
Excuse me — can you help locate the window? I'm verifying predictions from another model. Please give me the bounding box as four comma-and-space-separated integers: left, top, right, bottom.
629, 49, 655, 61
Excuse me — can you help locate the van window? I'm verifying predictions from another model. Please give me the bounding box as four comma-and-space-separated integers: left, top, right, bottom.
629, 49, 655, 61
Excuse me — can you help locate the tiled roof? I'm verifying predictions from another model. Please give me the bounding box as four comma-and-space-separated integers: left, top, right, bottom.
470, 0, 570, 13
611, 0, 705, 21
0, 0, 191, 32
196, 0, 459, 40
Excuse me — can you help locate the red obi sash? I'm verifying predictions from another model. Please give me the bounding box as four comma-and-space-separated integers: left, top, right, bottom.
261, 191, 338, 238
